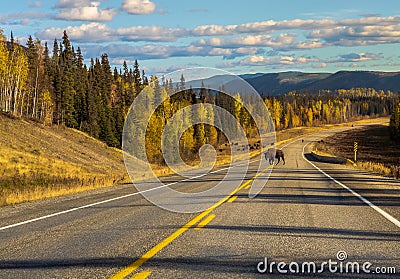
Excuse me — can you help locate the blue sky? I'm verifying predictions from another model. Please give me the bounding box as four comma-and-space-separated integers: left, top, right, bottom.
2, 0, 400, 75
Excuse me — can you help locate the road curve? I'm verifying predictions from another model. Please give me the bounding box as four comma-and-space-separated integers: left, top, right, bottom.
0, 125, 399, 278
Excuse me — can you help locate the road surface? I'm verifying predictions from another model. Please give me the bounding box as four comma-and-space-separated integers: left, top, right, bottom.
1, 125, 399, 278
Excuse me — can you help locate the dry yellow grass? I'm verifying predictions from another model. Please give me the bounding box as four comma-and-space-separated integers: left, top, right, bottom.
0, 114, 129, 206
4, 176, 123, 205
312, 148, 335, 157
312, 146, 397, 177
313, 119, 400, 179
355, 161, 393, 176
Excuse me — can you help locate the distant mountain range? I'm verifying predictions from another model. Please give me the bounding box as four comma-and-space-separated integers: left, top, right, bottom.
240, 71, 400, 95
187, 71, 400, 96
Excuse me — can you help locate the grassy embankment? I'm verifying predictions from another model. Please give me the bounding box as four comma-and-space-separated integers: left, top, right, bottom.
314, 122, 400, 179
0, 113, 391, 206
0, 113, 131, 206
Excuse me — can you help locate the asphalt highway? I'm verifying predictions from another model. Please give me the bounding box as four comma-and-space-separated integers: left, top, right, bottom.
0, 125, 399, 278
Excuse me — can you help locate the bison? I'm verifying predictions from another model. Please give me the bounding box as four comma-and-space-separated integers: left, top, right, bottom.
264, 148, 285, 165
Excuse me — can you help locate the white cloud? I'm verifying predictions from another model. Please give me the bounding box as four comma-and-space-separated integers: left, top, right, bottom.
226, 52, 381, 69
85, 44, 185, 60
194, 33, 326, 52
192, 16, 400, 50
223, 47, 264, 60
36, 22, 115, 43
0, 11, 45, 25
192, 24, 238, 36
35, 15, 400, 48
55, 0, 94, 9
313, 63, 327, 69
307, 19, 400, 46
55, 7, 117, 21
37, 23, 189, 42
254, 55, 317, 67
54, 0, 117, 21
290, 40, 325, 50
192, 16, 400, 37
31, 14, 400, 69
220, 55, 321, 68
117, 26, 189, 42
83, 43, 266, 61
328, 52, 382, 63
195, 34, 297, 48
122, 0, 156, 15
208, 48, 232, 56
142, 63, 202, 75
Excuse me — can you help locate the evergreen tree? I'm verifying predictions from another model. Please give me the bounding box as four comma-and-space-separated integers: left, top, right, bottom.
199, 81, 206, 102
74, 47, 88, 129
100, 53, 119, 146
60, 31, 77, 127
10, 31, 14, 51
133, 59, 142, 96
123, 60, 129, 81
26, 35, 39, 117
390, 101, 400, 141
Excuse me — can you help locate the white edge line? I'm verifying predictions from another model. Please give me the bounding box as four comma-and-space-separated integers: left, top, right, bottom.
302, 143, 400, 229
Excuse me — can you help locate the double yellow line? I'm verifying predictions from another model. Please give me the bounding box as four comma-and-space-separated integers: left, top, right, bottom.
109, 164, 272, 279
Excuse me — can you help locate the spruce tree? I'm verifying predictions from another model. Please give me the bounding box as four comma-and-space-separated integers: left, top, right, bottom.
133, 59, 142, 96
390, 101, 400, 141
10, 31, 14, 52
60, 31, 77, 127
74, 47, 88, 129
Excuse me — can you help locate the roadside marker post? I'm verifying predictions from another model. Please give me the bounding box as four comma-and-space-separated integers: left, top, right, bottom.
353, 141, 358, 162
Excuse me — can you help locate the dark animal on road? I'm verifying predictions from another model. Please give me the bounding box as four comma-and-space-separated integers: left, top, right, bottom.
265, 148, 285, 165
275, 149, 285, 165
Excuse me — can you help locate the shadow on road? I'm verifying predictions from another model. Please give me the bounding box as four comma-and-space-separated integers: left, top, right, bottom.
1, 254, 397, 278
236, 192, 400, 207
200, 224, 400, 242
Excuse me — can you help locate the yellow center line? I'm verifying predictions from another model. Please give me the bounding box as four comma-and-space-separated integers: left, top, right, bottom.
194, 214, 216, 230
244, 184, 251, 190
227, 196, 238, 203
131, 270, 151, 279
109, 164, 273, 279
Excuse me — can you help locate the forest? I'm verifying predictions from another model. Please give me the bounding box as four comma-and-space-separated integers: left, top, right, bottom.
0, 29, 399, 164
390, 100, 400, 140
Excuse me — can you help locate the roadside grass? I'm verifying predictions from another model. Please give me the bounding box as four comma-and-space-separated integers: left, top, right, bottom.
0, 114, 129, 206
314, 123, 400, 179
0, 114, 391, 206
355, 161, 394, 177
312, 148, 335, 157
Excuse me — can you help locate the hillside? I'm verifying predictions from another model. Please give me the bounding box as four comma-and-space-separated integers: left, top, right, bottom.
242, 71, 400, 95
242, 72, 330, 95
0, 113, 129, 206
185, 71, 400, 96
308, 71, 400, 91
